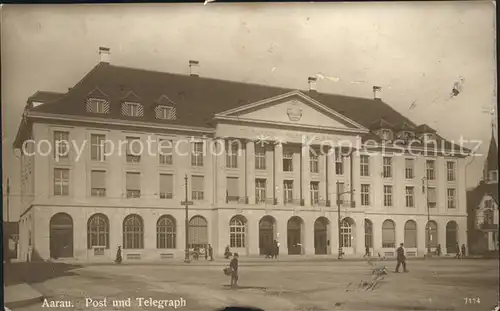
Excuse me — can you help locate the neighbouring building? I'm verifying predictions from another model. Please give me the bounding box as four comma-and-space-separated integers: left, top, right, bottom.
14, 47, 470, 262
467, 130, 498, 254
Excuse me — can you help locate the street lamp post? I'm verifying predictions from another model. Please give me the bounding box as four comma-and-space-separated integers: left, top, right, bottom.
336, 180, 355, 259
181, 174, 193, 263
422, 177, 431, 255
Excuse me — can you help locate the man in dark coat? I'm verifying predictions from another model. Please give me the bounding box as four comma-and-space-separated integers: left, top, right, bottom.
204, 244, 208, 260
115, 246, 122, 264
455, 243, 461, 258
208, 244, 214, 261
395, 243, 408, 273
230, 253, 239, 288
461, 244, 466, 259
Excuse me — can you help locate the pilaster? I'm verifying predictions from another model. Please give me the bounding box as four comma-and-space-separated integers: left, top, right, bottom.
304, 221, 315, 255
246, 141, 256, 204
319, 151, 327, 204
248, 219, 260, 255
204, 137, 214, 204
107, 130, 122, 199
437, 157, 446, 213
274, 143, 283, 204
417, 218, 427, 254
302, 145, 311, 206
215, 138, 226, 205
72, 128, 87, 199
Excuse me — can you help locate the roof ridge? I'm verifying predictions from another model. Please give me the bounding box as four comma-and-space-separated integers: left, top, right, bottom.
107, 63, 379, 102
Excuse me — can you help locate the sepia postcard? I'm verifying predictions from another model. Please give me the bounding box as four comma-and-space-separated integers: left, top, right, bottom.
1, 2, 498, 311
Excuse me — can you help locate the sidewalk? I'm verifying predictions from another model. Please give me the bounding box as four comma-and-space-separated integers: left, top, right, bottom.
4, 283, 44, 309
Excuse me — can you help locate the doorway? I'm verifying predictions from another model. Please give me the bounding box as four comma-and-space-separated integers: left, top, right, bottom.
50, 213, 74, 258
259, 216, 276, 255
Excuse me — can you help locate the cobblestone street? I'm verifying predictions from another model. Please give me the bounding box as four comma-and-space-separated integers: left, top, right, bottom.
9, 259, 499, 311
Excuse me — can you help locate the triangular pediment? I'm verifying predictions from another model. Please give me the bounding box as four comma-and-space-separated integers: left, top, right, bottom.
215, 91, 366, 131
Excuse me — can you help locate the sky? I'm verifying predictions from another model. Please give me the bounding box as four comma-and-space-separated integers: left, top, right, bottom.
1, 2, 497, 220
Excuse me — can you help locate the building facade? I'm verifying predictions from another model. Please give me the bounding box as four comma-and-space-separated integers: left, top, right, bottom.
14, 48, 469, 262
467, 131, 498, 254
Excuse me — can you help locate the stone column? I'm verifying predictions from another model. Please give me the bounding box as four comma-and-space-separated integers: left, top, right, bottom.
417, 217, 427, 255
301, 145, 311, 206
319, 150, 327, 204
304, 220, 315, 255
248, 219, 260, 255
327, 149, 335, 206
246, 141, 256, 204
355, 216, 365, 255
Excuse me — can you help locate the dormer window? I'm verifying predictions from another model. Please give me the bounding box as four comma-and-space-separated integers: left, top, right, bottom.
421, 133, 435, 142
380, 129, 393, 141
155, 105, 177, 120
398, 131, 414, 141
122, 102, 143, 117
86, 98, 110, 114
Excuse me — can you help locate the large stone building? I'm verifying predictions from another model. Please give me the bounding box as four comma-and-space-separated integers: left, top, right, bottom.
14, 48, 470, 262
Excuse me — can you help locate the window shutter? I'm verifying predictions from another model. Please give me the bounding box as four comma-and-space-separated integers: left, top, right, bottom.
227, 177, 239, 196
191, 176, 204, 191
91, 171, 106, 188
126, 173, 140, 190
160, 174, 173, 192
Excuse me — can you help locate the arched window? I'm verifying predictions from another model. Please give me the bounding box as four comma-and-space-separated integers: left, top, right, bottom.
157, 215, 176, 249
229, 216, 246, 248
404, 220, 417, 248
425, 221, 438, 248
364, 219, 373, 248
123, 214, 144, 249
87, 213, 109, 249
189, 215, 208, 249
341, 219, 353, 247
382, 219, 396, 248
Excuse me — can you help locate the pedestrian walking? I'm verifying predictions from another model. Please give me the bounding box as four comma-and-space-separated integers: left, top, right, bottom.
208, 244, 214, 261
395, 243, 408, 273
229, 253, 239, 288
274, 240, 280, 259
205, 244, 208, 260
461, 244, 466, 259
436, 244, 442, 256
115, 246, 122, 264
455, 243, 461, 258
364, 245, 371, 258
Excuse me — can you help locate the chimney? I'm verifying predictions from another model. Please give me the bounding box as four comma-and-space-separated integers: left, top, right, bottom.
189, 60, 200, 77
99, 47, 110, 63
308, 77, 317, 92
373, 86, 382, 100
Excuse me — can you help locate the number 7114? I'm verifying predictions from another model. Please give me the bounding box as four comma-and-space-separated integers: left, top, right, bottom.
464, 298, 480, 304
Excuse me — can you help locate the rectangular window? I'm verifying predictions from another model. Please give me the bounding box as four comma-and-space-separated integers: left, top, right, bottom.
126, 172, 141, 198
447, 188, 456, 209
156, 106, 176, 120
123, 102, 143, 117
310, 151, 319, 173
191, 175, 204, 200
447, 162, 456, 181
126, 137, 141, 163
383, 157, 392, 178
91, 170, 106, 197
405, 187, 415, 208
226, 177, 239, 202
361, 184, 370, 206
310, 182, 319, 205
360, 155, 370, 177
283, 151, 293, 172
86, 99, 109, 114
283, 180, 293, 204
159, 139, 173, 165
427, 187, 437, 208
426, 160, 436, 180
255, 179, 267, 203
226, 142, 239, 169
54, 168, 69, 196
53, 131, 69, 159
336, 182, 345, 205
255, 145, 266, 170
91, 134, 106, 161
405, 158, 414, 179
191, 142, 204, 167
159, 174, 173, 199
383, 185, 393, 207
335, 152, 344, 175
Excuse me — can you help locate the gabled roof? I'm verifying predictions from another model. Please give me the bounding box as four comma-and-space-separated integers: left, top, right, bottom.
468, 181, 499, 209
28, 62, 417, 129
398, 122, 415, 131
27, 91, 65, 104
368, 118, 396, 130
87, 87, 108, 100
416, 124, 437, 133
121, 91, 142, 103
